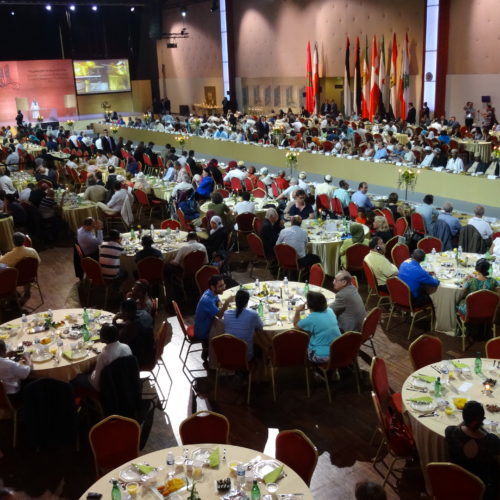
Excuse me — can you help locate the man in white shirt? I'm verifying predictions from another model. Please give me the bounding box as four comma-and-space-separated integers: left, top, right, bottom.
445, 149, 465, 173
420, 146, 435, 167
0, 167, 16, 194
172, 232, 208, 266
234, 191, 256, 215
223, 165, 247, 183
65, 155, 79, 171
403, 145, 416, 163
298, 172, 310, 194
106, 152, 120, 168
315, 174, 335, 198
69, 133, 79, 148
95, 151, 108, 168
6, 149, 19, 171
19, 184, 34, 201
277, 178, 300, 201
468, 205, 493, 240
0, 339, 32, 399
97, 181, 128, 215
171, 174, 193, 200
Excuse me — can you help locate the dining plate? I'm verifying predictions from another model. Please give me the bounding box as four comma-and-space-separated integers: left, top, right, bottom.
63, 350, 89, 361
253, 460, 284, 480
411, 378, 432, 389
32, 351, 54, 363
119, 463, 160, 482
191, 447, 213, 464
410, 400, 437, 413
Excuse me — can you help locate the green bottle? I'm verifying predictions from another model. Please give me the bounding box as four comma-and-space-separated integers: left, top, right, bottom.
83, 308, 89, 326
82, 324, 90, 342
251, 480, 261, 500
475, 353, 482, 375
111, 479, 121, 500
258, 300, 264, 319
130, 228, 135, 240
303, 280, 310, 296
434, 377, 441, 397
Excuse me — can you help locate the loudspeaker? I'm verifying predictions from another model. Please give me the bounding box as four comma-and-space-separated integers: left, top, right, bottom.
179, 105, 190, 115
481, 96, 491, 103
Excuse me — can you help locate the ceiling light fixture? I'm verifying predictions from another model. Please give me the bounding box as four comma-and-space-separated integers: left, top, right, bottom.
91, 5, 98, 11
45, 4, 52, 11
130, 6, 135, 12
69, 4, 76, 11
10, 10, 15, 15
180, 7, 186, 17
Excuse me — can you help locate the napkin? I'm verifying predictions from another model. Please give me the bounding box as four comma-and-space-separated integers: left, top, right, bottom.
451, 361, 468, 369
208, 447, 220, 468
132, 463, 156, 475
264, 464, 283, 484
413, 375, 436, 383
409, 396, 433, 403
63, 351, 74, 360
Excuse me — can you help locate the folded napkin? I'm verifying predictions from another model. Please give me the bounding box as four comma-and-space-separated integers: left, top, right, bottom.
63, 351, 74, 360
264, 464, 284, 485
90, 336, 100, 342
132, 463, 155, 475
208, 447, 220, 468
413, 375, 436, 383
409, 396, 433, 404
451, 361, 469, 369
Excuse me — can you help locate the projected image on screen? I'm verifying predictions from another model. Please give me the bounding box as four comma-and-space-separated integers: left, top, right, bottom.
73, 59, 131, 95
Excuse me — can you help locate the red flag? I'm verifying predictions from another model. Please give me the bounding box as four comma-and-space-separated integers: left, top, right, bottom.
390, 33, 398, 119
369, 36, 379, 121
306, 41, 314, 114
361, 36, 370, 119
313, 42, 320, 114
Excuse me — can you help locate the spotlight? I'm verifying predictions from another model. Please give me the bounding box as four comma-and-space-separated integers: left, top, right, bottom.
91, 5, 98, 11
180, 7, 186, 17
45, 4, 52, 11
10, 10, 15, 15
69, 4, 76, 11
130, 6, 135, 12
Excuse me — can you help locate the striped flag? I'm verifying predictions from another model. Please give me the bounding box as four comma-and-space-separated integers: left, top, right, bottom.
353, 37, 361, 116
389, 33, 398, 119
369, 35, 379, 121
344, 37, 352, 118
313, 42, 320, 114
399, 32, 410, 120
305, 41, 314, 114
361, 36, 370, 119
378, 36, 387, 116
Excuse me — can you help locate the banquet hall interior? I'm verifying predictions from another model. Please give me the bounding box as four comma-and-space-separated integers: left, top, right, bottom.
0, 1, 500, 499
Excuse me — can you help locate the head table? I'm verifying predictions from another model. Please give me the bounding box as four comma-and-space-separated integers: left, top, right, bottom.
0, 308, 111, 382
79, 443, 313, 499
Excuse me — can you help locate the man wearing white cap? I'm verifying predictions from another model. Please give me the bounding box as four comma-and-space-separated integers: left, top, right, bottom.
419, 146, 435, 167
315, 174, 335, 198
298, 171, 310, 194
445, 149, 464, 173
134, 172, 152, 194
259, 167, 274, 188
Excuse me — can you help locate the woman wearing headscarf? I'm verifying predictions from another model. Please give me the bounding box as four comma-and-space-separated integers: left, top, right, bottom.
203, 215, 227, 259
339, 223, 369, 268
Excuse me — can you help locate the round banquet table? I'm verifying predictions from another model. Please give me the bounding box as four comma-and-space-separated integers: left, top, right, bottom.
49, 152, 71, 162
0, 216, 14, 252
200, 197, 278, 221
10, 171, 36, 192
79, 443, 313, 499
25, 144, 43, 157
402, 357, 500, 492
131, 176, 176, 202
0, 308, 112, 382
62, 200, 99, 232
457, 138, 492, 162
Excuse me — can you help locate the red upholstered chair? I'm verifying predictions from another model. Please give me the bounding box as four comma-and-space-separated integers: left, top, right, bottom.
133, 189, 165, 224
370, 357, 403, 415
270, 330, 310, 400
331, 197, 343, 216
316, 194, 330, 212
81, 257, 114, 308
0, 381, 19, 447
160, 219, 181, 230
362, 261, 390, 308
215, 188, 230, 198
252, 217, 263, 235
411, 212, 426, 236
0, 267, 20, 320
491, 231, 500, 241
137, 257, 166, 301
211, 334, 253, 404
426, 463, 485, 500
409, 334, 443, 370
256, 180, 266, 191
251, 187, 266, 198
456, 290, 499, 352
384, 235, 399, 262
322, 140, 333, 152
417, 236, 442, 254
15, 257, 44, 306
173, 250, 207, 299
317, 332, 363, 403
348, 202, 358, 219
89, 415, 140, 478
247, 233, 269, 278
394, 217, 408, 237
386, 277, 435, 340
274, 243, 303, 281
244, 178, 253, 191
235, 213, 256, 250
179, 410, 230, 445
360, 307, 382, 355
271, 182, 281, 198
345, 244, 370, 273
391, 243, 410, 269
309, 263, 325, 287
230, 177, 244, 193
23, 235, 33, 247
275, 430, 318, 486
486, 337, 500, 359
176, 208, 194, 232
194, 265, 219, 295
382, 208, 395, 228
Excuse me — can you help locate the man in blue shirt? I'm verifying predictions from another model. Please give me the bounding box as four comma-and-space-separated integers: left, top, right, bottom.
415, 194, 439, 231
194, 274, 234, 360
438, 201, 462, 237
398, 249, 440, 306
351, 182, 374, 210
374, 145, 388, 160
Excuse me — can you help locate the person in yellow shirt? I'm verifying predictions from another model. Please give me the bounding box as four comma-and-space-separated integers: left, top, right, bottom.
0, 232, 41, 302
363, 236, 398, 292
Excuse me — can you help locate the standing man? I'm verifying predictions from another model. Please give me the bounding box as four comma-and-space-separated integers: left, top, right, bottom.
406, 103, 416, 124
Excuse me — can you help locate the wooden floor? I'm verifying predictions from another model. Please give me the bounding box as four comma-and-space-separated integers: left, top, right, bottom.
0, 233, 485, 500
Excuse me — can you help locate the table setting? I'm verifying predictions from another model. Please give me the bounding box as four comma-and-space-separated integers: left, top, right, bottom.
200, 197, 278, 221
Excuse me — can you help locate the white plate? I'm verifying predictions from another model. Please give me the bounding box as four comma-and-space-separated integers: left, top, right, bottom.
32, 351, 54, 363
64, 350, 89, 361
410, 400, 437, 413
411, 378, 432, 389
119, 463, 160, 482
253, 459, 284, 480
191, 447, 213, 464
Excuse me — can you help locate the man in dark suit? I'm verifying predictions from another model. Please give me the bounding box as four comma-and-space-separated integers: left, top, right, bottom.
144, 142, 158, 166
100, 129, 116, 154
186, 150, 201, 176
406, 103, 416, 124
256, 116, 269, 139
320, 101, 331, 115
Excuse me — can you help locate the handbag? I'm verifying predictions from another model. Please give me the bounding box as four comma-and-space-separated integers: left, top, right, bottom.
386, 407, 417, 458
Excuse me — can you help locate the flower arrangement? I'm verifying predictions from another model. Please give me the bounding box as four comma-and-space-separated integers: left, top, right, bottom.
493, 146, 500, 159
110, 125, 119, 134
273, 125, 285, 134
175, 135, 189, 146
66, 120, 74, 127
193, 118, 201, 128
36, 116, 44, 122
397, 167, 419, 200
285, 151, 299, 163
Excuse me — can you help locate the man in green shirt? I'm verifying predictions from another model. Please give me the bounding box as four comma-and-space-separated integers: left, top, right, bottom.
363, 237, 398, 292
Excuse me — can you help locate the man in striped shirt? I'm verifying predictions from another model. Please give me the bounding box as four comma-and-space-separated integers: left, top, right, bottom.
99, 229, 127, 284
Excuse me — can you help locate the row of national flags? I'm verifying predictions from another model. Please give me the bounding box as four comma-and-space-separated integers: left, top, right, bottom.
305, 33, 410, 120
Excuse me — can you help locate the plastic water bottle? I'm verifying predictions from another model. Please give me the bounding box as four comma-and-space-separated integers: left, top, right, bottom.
441, 363, 449, 385
166, 451, 175, 477
236, 464, 245, 490
283, 276, 289, 297
458, 246, 463, 258
288, 301, 293, 321
434, 377, 441, 397
431, 247, 436, 258
303, 280, 310, 296
475, 352, 482, 375
150, 223, 154, 236
21, 313, 27, 334
255, 278, 260, 292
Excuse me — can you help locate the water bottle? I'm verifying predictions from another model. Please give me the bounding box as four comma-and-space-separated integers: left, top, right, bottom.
326, 212, 331, 221
150, 223, 154, 236
236, 464, 245, 490
21, 313, 27, 334
458, 245, 463, 258
441, 362, 449, 385
287, 301, 293, 321
255, 278, 260, 292
130, 228, 135, 240
111, 479, 121, 500
283, 276, 289, 296
431, 247, 436, 259
166, 451, 175, 477
434, 377, 441, 397
303, 280, 310, 296
258, 301, 264, 319
475, 352, 482, 375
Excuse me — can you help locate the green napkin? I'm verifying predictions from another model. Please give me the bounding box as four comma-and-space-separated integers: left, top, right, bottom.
451, 361, 468, 369
264, 464, 283, 484
63, 351, 74, 360
92, 310, 102, 318
409, 396, 433, 403
132, 463, 155, 475
413, 374, 436, 383
90, 336, 100, 342
208, 447, 220, 468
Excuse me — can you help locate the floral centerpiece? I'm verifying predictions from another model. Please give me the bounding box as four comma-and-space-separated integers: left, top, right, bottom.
110, 125, 119, 134
36, 116, 44, 122
286, 150, 299, 177
175, 135, 189, 147
273, 124, 285, 134
192, 118, 201, 130
66, 119, 74, 128
493, 146, 500, 159
397, 167, 419, 200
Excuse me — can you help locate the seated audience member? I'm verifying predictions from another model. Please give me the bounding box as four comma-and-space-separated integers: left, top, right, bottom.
373, 215, 393, 242
234, 190, 255, 215
135, 234, 162, 262
194, 274, 234, 359
363, 237, 398, 292
333, 180, 351, 214
97, 181, 128, 215
386, 192, 400, 222
274, 169, 289, 191
468, 152, 488, 174
203, 215, 227, 258
0, 166, 16, 194
172, 173, 193, 201
331, 270, 366, 332
104, 166, 117, 190
171, 231, 208, 267
261, 208, 283, 258
288, 189, 315, 219
419, 146, 435, 167
415, 194, 439, 231
468, 205, 493, 241
445, 401, 500, 499
339, 223, 369, 268
446, 148, 465, 173
355, 206, 367, 225
113, 298, 154, 367
5, 194, 27, 228
83, 177, 107, 203
351, 182, 374, 210
178, 190, 201, 226
315, 174, 335, 198
491, 237, 500, 258
126, 155, 138, 175
398, 248, 439, 306
77, 217, 103, 259
206, 191, 232, 224
126, 279, 154, 315
0, 339, 32, 403
99, 229, 126, 282
293, 291, 341, 363
438, 201, 462, 237
223, 289, 263, 360
133, 172, 152, 195
276, 177, 300, 202
276, 215, 321, 269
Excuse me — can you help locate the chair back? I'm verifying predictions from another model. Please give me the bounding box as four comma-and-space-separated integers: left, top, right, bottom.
271, 182, 281, 198
309, 263, 325, 287
464, 290, 499, 323
176, 208, 192, 232
195, 265, 219, 295
0, 381, 14, 416
322, 140, 333, 152
172, 300, 195, 341
247, 232, 265, 259
411, 212, 426, 235
133, 188, 150, 207
230, 177, 243, 193
409, 334, 443, 370
24, 235, 33, 247
271, 329, 310, 368
274, 244, 299, 271
360, 307, 382, 344
351, 275, 359, 288
244, 178, 253, 191
142, 153, 152, 166
426, 462, 485, 500
182, 250, 207, 278
331, 197, 343, 216
137, 257, 165, 285
348, 202, 358, 219
252, 217, 263, 235
89, 415, 140, 477
486, 337, 500, 359
345, 244, 370, 272
251, 187, 266, 198
386, 277, 412, 309
215, 188, 230, 198
15, 257, 39, 287
394, 217, 408, 236
391, 243, 410, 269
81, 257, 106, 286
362, 261, 378, 294
0, 267, 19, 299
316, 194, 330, 212
417, 236, 442, 254
384, 235, 399, 261
235, 212, 256, 232
211, 334, 249, 371
179, 411, 230, 445
275, 429, 318, 486
160, 219, 181, 230
326, 332, 362, 370
369, 357, 390, 406
382, 208, 395, 227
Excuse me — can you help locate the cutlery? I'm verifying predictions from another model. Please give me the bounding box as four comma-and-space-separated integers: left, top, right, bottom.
407, 388, 428, 393
431, 365, 442, 374
222, 448, 227, 463
418, 412, 437, 418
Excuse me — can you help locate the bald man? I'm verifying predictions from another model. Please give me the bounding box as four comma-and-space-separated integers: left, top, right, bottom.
331, 270, 366, 332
